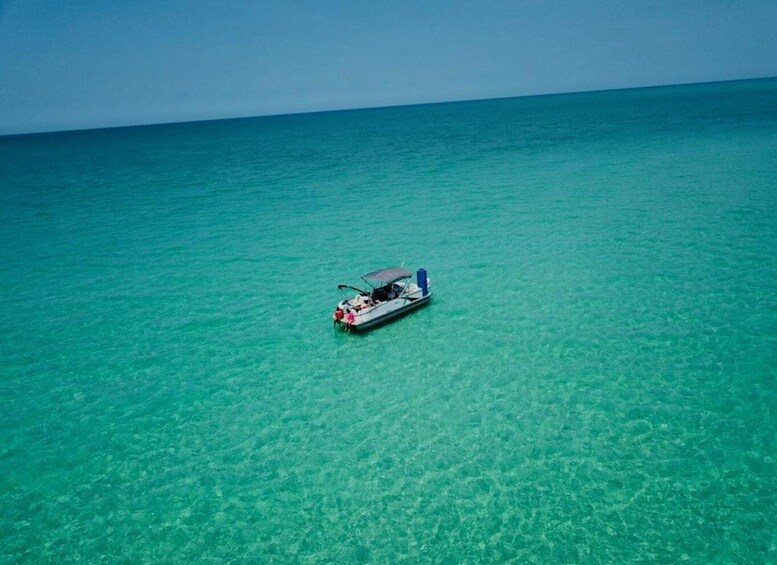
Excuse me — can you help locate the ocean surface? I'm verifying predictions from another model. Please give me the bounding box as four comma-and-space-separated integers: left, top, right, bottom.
2, 79, 776, 563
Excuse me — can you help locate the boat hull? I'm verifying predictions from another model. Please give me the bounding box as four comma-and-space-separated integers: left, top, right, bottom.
335, 293, 432, 332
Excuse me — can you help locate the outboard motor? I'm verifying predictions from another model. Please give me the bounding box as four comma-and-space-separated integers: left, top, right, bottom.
417, 268, 428, 296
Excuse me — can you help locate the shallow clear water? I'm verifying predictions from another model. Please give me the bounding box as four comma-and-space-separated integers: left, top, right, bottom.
2, 79, 776, 562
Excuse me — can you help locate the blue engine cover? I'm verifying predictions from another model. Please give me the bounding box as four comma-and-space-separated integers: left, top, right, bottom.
417, 268, 428, 296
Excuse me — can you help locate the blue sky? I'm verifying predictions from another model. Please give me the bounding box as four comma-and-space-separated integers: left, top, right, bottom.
1, 0, 776, 134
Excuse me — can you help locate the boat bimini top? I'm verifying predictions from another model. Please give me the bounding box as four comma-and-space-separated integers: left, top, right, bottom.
360, 267, 412, 285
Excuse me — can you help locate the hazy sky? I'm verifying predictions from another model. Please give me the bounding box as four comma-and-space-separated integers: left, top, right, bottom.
1, 0, 776, 134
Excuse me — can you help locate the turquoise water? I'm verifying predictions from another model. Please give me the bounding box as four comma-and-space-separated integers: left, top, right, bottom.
2, 79, 776, 562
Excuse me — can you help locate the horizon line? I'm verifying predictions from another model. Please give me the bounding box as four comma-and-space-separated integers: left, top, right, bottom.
2, 75, 775, 139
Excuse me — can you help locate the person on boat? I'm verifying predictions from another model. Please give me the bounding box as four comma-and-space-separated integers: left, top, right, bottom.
333, 308, 344, 326
345, 309, 356, 331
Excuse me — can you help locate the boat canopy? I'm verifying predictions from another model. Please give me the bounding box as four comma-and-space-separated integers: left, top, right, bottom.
361, 267, 412, 284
